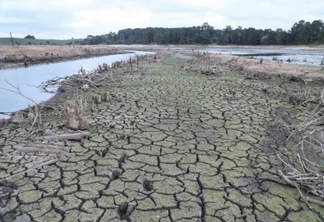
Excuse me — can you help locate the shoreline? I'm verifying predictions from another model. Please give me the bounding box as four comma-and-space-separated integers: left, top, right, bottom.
1, 46, 323, 122
1, 44, 324, 70
111, 43, 324, 50
0, 45, 125, 70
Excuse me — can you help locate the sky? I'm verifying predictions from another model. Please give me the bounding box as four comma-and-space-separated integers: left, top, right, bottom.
0, 0, 323, 39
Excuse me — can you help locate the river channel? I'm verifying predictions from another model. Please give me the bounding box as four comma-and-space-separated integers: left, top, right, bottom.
0, 51, 154, 118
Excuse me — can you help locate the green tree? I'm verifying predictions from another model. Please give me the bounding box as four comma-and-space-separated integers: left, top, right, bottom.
24, 35, 35, 39
261, 29, 277, 45
80, 19, 324, 45
310, 20, 323, 43
275, 29, 288, 45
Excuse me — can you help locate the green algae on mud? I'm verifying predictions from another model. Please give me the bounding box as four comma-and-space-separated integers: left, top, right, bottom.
1, 53, 324, 221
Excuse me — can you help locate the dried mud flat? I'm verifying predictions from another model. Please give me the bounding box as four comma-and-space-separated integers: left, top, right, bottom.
1, 51, 324, 222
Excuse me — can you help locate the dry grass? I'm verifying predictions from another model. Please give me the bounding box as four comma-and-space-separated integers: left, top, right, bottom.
0, 45, 118, 61
205, 53, 324, 79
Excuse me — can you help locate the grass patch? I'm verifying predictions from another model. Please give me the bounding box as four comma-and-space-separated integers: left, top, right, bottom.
0, 37, 75, 46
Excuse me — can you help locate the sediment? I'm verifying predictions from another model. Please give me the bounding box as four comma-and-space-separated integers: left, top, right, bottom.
0, 50, 324, 221
0, 45, 124, 69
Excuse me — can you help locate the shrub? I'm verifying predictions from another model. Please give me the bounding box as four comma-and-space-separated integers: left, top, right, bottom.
24, 35, 36, 39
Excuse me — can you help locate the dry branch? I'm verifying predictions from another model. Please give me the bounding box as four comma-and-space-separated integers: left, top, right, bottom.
278, 155, 324, 207
39, 76, 68, 93
0, 80, 38, 105
77, 77, 101, 87
0, 79, 42, 133
18, 143, 68, 157
34, 131, 91, 141
276, 89, 324, 208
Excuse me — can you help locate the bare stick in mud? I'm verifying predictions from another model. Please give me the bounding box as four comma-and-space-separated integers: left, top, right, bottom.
275, 87, 324, 208
9, 32, 14, 46
39, 76, 68, 93
130, 57, 133, 74
0, 80, 38, 104
18, 144, 68, 157
0, 80, 43, 133
66, 106, 79, 130
34, 131, 91, 141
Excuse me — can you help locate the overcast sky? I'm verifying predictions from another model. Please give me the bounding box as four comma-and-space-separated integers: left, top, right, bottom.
0, 0, 323, 39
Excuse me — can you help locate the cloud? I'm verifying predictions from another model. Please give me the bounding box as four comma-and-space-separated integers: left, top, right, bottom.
0, 0, 323, 39
0, 16, 31, 24
0, 0, 91, 11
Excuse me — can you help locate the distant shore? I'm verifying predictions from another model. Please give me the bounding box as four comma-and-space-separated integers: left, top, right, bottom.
0, 45, 124, 69
110, 44, 324, 50
1, 44, 323, 70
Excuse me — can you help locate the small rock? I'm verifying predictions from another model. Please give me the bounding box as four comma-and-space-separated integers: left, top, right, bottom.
82, 84, 89, 89
119, 153, 127, 164
111, 170, 120, 180
118, 134, 126, 140
117, 202, 128, 219
102, 148, 108, 157
143, 178, 153, 191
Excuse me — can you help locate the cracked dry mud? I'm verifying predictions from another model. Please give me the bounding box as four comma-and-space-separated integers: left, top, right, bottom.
1, 55, 324, 222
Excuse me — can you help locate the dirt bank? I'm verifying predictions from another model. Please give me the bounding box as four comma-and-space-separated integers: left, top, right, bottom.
0, 45, 123, 69
196, 52, 324, 79
1, 51, 324, 221
112, 45, 324, 79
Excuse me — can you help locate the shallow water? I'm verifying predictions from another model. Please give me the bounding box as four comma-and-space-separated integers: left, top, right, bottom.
115, 45, 324, 67
199, 46, 324, 67
0, 51, 154, 118
146, 45, 324, 68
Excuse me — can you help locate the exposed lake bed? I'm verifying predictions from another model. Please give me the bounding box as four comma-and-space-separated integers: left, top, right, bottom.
1, 45, 324, 221
0, 49, 155, 118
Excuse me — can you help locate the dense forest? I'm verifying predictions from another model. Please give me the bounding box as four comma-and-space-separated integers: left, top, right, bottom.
78, 19, 324, 45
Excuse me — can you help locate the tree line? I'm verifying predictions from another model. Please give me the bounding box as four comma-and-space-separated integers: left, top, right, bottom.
79, 19, 324, 45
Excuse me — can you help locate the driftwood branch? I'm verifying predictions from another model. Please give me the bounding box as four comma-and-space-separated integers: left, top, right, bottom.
278, 157, 324, 207
0, 79, 38, 105
78, 77, 101, 87
0, 79, 42, 133
39, 76, 68, 93
34, 131, 91, 141
18, 143, 68, 157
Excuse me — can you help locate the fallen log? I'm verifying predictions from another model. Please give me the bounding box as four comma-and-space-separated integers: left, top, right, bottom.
19, 143, 68, 157
34, 131, 91, 141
